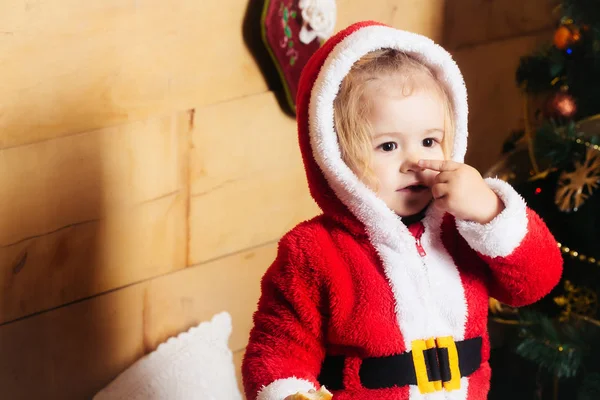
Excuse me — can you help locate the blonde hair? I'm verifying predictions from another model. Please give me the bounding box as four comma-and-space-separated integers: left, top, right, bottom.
333, 49, 455, 184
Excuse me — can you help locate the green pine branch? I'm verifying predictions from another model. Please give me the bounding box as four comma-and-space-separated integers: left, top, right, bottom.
516, 310, 584, 378
533, 121, 592, 169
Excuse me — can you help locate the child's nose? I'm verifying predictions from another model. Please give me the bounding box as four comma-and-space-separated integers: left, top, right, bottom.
399, 154, 421, 173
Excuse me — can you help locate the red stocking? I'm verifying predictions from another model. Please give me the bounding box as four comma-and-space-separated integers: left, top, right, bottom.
261, 0, 336, 114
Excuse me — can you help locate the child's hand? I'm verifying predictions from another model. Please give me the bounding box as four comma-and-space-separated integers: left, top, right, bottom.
418, 159, 505, 224
284, 386, 333, 400
284, 389, 315, 400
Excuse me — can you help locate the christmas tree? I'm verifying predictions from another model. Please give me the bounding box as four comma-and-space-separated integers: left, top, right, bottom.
487, 1, 600, 399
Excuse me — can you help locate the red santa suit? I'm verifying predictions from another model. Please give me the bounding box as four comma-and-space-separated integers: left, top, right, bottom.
242, 20, 563, 400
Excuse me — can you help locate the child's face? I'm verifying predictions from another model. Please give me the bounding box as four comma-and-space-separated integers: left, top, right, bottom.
364, 83, 446, 217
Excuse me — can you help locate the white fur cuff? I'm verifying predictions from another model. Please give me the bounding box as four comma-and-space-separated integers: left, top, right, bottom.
455, 178, 528, 258
256, 377, 316, 400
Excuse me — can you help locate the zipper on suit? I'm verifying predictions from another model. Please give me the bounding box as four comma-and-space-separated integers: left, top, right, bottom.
409, 221, 434, 334
415, 235, 426, 257
411, 221, 427, 257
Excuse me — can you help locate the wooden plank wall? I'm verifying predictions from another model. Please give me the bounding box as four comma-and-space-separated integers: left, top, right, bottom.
446, 1, 555, 172
0, 1, 553, 399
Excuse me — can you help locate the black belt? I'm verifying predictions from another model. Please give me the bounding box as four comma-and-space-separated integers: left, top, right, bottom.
318, 336, 482, 392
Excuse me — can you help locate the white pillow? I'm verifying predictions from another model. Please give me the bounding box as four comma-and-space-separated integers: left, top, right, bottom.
94, 312, 243, 400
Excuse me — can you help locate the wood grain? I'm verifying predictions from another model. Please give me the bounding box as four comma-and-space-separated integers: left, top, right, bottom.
0, 0, 267, 149
0, 242, 273, 399
0, 111, 189, 247
1, 192, 187, 325
444, 0, 554, 49
189, 92, 319, 264
336, 0, 446, 41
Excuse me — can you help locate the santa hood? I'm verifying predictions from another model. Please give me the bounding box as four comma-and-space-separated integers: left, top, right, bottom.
296, 21, 469, 249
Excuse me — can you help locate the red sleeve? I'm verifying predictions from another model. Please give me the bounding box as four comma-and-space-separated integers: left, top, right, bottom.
242, 228, 326, 400
480, 208, 562, 306
456, 178, 563, 307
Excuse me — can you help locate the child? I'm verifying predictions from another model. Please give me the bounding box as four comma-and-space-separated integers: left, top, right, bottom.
242, 21, 563, 400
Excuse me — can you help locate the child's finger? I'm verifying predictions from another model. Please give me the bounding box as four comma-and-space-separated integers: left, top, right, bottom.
432, 183, 449, 200
434, 171, 453, 184
418, 159, 460, 172
433, 196, 450, 211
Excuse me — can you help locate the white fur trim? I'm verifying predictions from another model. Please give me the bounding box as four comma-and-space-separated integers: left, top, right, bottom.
421, 214, 468, 341
446, 377, 470, 400
456, 178, 528, 258
298, 0, 336, 44
256, 377, 316, 400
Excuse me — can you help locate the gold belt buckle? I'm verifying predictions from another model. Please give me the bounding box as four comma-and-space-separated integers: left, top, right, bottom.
411, 336, 461, 394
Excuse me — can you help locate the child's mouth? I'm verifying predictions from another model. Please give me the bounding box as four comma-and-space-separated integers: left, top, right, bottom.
398, 184, 428, 193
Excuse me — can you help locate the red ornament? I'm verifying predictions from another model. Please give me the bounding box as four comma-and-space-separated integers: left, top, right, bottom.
554, 26, 573, 49
544, 91, 577, 119
553, 23, 582, 50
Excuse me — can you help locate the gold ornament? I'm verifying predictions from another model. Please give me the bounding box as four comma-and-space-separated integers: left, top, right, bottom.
561, 17, 574, 26
555, 148, 600, 212
554, 280, 598, 321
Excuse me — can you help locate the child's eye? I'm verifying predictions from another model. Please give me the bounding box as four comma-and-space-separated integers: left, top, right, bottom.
423, 138, 436, 148
379, 142, 398, 152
